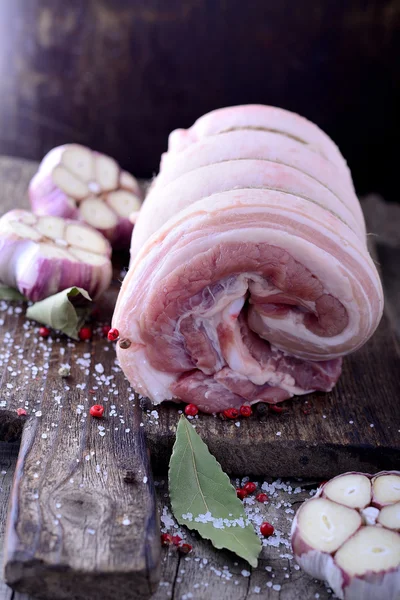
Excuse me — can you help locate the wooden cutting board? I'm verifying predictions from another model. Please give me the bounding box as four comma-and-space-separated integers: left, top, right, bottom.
0, 158, 399, 599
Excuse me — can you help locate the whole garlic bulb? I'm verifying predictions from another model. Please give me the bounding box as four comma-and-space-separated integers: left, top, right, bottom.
291, 471, 400, 600
29, 144, 142, 249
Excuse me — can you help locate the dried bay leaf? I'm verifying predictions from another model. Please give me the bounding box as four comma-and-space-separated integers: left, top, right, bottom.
169, 415, 261, 567
26, 287, 92, 340
0, 285, 26, 301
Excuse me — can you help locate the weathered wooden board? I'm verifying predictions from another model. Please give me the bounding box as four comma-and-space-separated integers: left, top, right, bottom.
1, 280, 160, 599
0, 160, 161, 597
0, 446, 333, 600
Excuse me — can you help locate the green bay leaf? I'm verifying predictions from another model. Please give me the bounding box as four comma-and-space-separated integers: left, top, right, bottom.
0, 285, 26, 301
26, 287, 92, 340
169, 416, 261, 567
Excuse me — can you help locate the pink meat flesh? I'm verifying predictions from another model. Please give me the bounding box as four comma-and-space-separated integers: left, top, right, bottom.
112, 105, 383, 413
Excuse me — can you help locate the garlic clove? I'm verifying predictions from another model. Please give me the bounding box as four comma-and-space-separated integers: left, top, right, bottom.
323, 473, 372, 509
65, 222, 110, 257
335, 526, 400, 577
373, 474, 400, 507
292, 497, 361, 554
106, 190, 142, 218
52, 165, 89, 199
378, 503, 400, 531
94, 152, 119, 192
120, 170, 141, 194
35, 215, 66, 241
62, 144, 95, 182
78, 197, 118, 234
3, 218, 42, 241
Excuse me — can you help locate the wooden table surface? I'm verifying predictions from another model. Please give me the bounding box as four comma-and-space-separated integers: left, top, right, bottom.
0, 156, 399, 600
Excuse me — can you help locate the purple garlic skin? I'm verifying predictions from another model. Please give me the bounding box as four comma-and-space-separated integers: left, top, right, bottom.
0, 209, 112, 302
291, 470, 400, 600
29, 144, 143, 249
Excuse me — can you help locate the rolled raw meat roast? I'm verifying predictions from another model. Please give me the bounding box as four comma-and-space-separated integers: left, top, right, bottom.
113, 105, 384, 413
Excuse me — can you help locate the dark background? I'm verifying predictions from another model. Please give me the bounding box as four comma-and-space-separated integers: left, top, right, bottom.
0, 0, 399, 199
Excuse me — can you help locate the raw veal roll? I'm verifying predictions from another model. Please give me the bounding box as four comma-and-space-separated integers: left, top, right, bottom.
0, 210, 112, 301
112, 105, 383, 413
29, 144, 142, 249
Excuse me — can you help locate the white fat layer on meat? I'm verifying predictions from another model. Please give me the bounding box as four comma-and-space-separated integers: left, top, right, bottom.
157, 130, 363, 222
129, 190, 379, 293
126, 346, 175, 403
152, 226, 359, 302
214, 289, 306, 391
147, 228, 366, 349
171, 105, 349, 174
143, 202, 378, 301
119, 210, 380, 362
249, 276, 317, 311
224, 341, 307, 394
174, 277, 248, 373
141, 159, 363, 242
198, 318, 223, 366
173, 279, 317, 395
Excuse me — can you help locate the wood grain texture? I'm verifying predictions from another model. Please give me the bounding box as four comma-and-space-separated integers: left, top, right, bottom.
1, 297, 160, 599
0, 158, 160, 598
150, 480, 332, 600
0, 1, 398, 200
0, 445, 16, 600
1, 448, 332, 600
